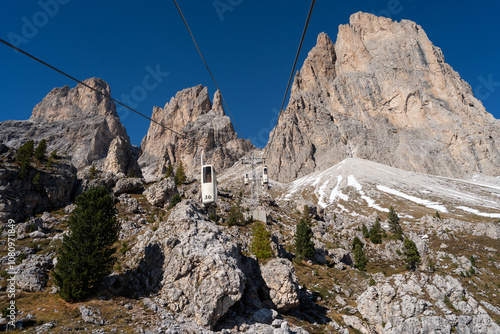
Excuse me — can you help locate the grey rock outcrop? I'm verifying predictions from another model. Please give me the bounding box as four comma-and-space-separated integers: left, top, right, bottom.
260, 258, 300, 311
265, 12, 500, 182
138, 85, 253, 181
125, 200, 246, 329
0, 149, 76, 222
356, 272, 500, 333
143, 177, 178, 208
14, 254, 53, 292
0, 78, 141, 175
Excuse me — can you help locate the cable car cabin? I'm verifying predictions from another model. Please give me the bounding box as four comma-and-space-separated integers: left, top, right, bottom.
201, 165, 217, 205
244, 173, 249, 185
262, 166, 268, 184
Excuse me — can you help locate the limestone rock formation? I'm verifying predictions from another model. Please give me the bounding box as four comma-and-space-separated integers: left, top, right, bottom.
265, 12, 500, 182
138, 85, 253, 181
126, 200, 246, 329
0, 147, 76, 222
260, 258, 300, 312
0, 78, 141, 175
356, 272, 500, 333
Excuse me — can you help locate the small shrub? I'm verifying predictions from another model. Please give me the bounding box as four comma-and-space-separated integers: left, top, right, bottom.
470, 255, 476, 267
444, 294, 457, 312
227, 204, 245, 227
50, 150, 58, 160
209, 213, 218, 222
32, 172, 40, 185
169, 193, 182, 209
89, 163, 98, 179
434, 211, 441, 219
369, 278, 376, 286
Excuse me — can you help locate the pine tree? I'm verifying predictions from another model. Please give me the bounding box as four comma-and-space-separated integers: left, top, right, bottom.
251, 222, 273, 259
89, 163, 98, 179
362, 223, 369, 238
53, 186, 119, 301
174, 161, 186, 185
227, 204, 244, 227
17, 140, 34, 179
352, 236, 364, 251
352, 237, 367, 271
34, 139, 47, 162
165, 163, 173, 178
295, 218, 315, 259
369, 218, 382, 244
403, 237, 421, 271
388, 206, 403, 240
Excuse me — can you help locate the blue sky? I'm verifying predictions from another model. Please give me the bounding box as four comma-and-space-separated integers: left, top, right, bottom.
1, 1, 499, 148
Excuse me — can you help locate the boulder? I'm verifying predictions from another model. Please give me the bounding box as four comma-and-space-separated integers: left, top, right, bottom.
126, 200, 246, 329
144, 177, 178, 208
260, 258, 299, 311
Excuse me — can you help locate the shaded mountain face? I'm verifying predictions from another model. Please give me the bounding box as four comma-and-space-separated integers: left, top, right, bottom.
265, 12, 500, 183
0, 78, 140, 175
138, 85, 253, 181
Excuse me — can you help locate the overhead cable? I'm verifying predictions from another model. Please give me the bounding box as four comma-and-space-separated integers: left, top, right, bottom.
279, 0, 316, 114
171, 0, 243, 138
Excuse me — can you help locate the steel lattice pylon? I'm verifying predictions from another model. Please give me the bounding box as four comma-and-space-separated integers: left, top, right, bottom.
241, 154, 265, 209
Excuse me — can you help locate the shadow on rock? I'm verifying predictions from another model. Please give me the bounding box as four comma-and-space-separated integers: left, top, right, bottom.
101, 243, 165, 298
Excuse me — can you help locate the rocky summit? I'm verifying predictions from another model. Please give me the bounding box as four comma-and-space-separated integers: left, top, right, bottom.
0, 78, 141, 176
265, 12, 500, 183
139, 85, 253, 181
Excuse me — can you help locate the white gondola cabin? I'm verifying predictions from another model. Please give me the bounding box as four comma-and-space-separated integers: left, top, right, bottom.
262, 166, 268, 184
244, 173, 249, 185
201, 165, 217, 205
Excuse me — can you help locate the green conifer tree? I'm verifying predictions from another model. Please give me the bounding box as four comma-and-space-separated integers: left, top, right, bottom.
53, 186, 119, 301
17, 140, 34, 179
34, 139, 47, 162
174, 161, 186, 185
165, 163, 173, 178
403, 237, 421, 271
369, 218, 382, 244
388, 206, 403, 240
362, 223, 369, 238
352, 237, 367, 271
251, 222, 273, 259
295, 218, 315, 259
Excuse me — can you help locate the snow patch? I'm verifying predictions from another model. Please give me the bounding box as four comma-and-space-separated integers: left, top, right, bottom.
347, 175, 389, 212
376, 185, 448, 213
457, 206, 500, 219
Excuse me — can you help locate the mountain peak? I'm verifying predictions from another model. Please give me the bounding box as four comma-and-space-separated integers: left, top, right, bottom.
265, 12, 500, 183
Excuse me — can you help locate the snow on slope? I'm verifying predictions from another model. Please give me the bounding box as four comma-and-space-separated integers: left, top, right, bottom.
276, 158, 500, 220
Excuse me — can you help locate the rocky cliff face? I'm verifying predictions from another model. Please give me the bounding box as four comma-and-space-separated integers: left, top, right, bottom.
0, 78, 140, 175
138, 85, 253, 181
265, 12, 500, 182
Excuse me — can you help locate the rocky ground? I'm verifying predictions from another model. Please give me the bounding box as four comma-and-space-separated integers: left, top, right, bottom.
0, 153, 499, 334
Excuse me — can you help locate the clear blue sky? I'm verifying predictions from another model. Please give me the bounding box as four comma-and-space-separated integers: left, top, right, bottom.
1, 1, 499, 148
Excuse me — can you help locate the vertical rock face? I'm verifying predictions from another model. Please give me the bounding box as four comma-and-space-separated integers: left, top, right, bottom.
0, 78, 140, 175
265, 12, 500, 183
138, 85, 253, 181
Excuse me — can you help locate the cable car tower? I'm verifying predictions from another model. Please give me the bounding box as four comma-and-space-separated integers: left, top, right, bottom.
241, 154, 265, 209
